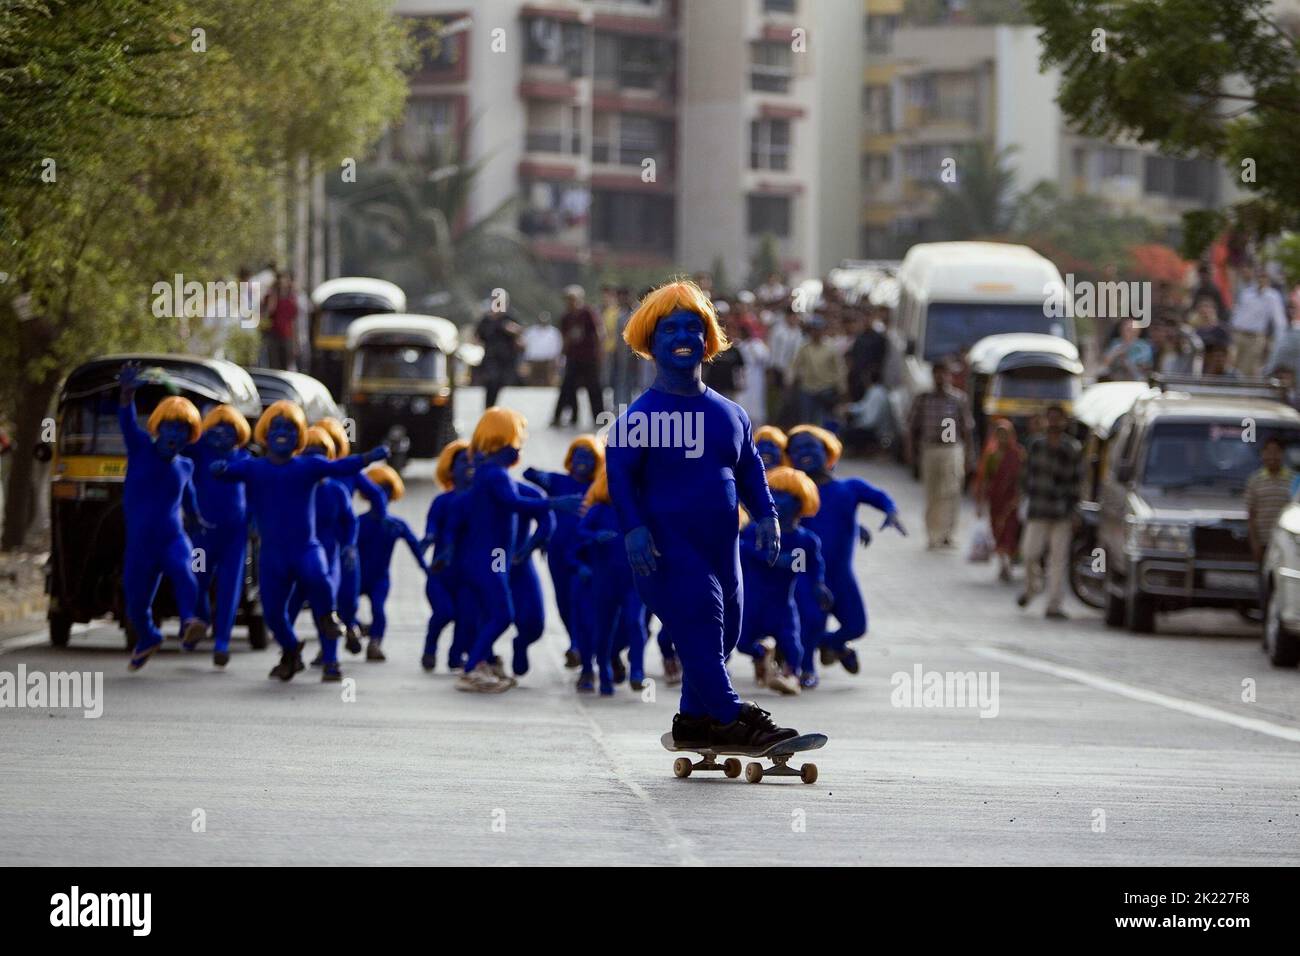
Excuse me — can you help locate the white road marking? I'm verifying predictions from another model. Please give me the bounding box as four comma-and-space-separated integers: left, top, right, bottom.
973, 644, 1300, 744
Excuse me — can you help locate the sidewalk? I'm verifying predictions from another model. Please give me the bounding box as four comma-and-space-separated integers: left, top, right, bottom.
0, 549, 47, 628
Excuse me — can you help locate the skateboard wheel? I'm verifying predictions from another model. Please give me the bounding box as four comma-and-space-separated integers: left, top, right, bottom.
673, 757, 693, 778
800, 763, 818, 785
744, 762, 764, 784
723, 758, 742, 778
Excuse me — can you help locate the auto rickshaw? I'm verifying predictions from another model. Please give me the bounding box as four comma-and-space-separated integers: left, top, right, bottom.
968, 332, 1083, 447
343, 313, 468, 472
39, 355, 266, 649
1066, 380, 1156, 609
309, 277, 406, 398
248, 368, 344, 425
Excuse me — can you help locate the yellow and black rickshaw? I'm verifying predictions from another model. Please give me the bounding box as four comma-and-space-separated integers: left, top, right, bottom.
344, 313, 469, 472
309, 277, 405, 398
968, 332, 1083, 447
39, 355, 264, 649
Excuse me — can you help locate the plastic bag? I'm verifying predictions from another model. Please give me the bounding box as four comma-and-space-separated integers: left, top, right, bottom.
966, 520, 995, 563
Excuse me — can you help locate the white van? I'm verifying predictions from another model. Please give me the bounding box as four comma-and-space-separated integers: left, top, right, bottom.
887, 241, 1074, 451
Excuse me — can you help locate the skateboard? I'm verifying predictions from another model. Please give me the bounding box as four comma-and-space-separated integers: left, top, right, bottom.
659, 732, 827, 784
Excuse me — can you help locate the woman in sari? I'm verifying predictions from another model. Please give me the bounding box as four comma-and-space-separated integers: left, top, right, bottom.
973, 418, 1024, 582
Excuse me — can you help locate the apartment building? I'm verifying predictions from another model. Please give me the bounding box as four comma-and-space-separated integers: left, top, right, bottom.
388, 0, 845, 285
860, 8, 1228, 257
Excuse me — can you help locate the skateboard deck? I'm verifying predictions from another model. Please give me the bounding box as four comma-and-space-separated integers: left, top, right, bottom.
659, 732, 827, 784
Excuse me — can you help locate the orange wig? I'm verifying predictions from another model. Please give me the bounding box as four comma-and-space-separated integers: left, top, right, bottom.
316, 416, 351, 458
565, 434, 606, 473
365, 463, 405, 502
471, 406, 528, 458
302, 426, 337, 459
788, 424, 842, 469
435, 439, 470, 491
147, 396, 202, 444
200, 404, 252, 447
622, 279, 729, 361
766, 465, 821, 518
582, 466, 611, 509
254, 400, 308, 454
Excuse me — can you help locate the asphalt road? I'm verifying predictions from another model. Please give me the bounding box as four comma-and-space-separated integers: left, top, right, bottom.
2, 387, 1298, 865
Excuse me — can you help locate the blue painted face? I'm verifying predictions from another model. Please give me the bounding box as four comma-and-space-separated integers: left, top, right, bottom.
267, 416, 300, 457
451, 450, 473, 489
651, 309, 707, 371
155, 420, 191, 460
204, 422, 238, 454
788, 434, 828, 475
771, 490, 801, 530
569, 447, 597, 482
757, 440, 783, 470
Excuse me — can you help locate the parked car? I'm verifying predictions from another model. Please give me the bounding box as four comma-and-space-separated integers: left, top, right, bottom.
1262, 502, 1300, 667
1098, 374, 1300, 633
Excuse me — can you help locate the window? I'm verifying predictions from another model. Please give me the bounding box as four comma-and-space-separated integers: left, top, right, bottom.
594, 33, 672, 92
764, 0, 796, 13
751, 41, 793, 93
747, 194, 791, 237
750, 118, 791, 171
590, 191, 675, 252
524, 18, 586, 77
400, 99, 453, 161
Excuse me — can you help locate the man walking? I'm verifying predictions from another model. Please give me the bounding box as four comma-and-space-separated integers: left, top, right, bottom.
1016, 404, 1083, 620
552, 285, 605, 427
474, 292, 523, 408
907, 361, 972, 549
1246, 437, 1295, 566
1230, 264, 1287, 377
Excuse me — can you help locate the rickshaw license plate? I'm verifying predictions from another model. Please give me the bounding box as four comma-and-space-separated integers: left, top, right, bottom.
1203, 570, 1257, 591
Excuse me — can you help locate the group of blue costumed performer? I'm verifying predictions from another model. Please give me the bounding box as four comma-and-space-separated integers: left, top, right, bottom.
115, 280, 904, 748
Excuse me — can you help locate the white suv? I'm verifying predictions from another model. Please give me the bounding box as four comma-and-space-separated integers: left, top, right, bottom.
1262, 501, 1300, 667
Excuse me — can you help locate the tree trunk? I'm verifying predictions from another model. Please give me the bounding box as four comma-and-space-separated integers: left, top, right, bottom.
1, 313, 58, 551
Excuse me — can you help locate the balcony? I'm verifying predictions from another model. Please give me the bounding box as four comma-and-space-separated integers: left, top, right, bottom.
525, 129, 582, 156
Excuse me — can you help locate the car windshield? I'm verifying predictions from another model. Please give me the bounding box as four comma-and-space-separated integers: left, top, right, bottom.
60, 393, 138, 456
992, 367, 1080, 400
925, 303, 1074, 362
356, 346, 442, 381
1141, 421, 1300, 490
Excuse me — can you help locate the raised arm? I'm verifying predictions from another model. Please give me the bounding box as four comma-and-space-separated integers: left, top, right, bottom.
354, 468, 389, 518
116, 402, 152, 457
483, 466, 553, 518
521, 467, 563, 494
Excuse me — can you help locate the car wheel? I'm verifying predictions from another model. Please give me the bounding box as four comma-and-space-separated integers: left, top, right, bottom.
1125, 589, 1156, 634
1070, 542, 1106, 610
1103, 568, 1125, 628
1264, 586, 1300, 667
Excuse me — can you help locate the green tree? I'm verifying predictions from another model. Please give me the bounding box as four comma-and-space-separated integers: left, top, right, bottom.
928, 142, 1018, 239
0, 0, 410, 548
1027, 0, 1300, 255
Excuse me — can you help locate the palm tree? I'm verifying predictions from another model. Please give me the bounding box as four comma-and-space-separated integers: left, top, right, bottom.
927, 142, 1018, 240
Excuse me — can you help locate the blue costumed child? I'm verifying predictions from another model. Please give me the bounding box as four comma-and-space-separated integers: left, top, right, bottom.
117, 363, 208, 671
522, 434, 603, 670
183, 403, 253, 667
736, 466, 832, 696
317, 416, 389, 656
604, 280, 798, 748
754, 425, 789, 471
507, 478, 554, 678
573, 466, 647, 695
787, 424, 906, 687
456, 407, 575, 693
355, 463, 427, 661
212, 400, 388, 681
422, 439, 474, 671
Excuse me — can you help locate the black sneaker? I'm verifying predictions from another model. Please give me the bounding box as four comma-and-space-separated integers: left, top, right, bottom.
709, 702, 797, 750
819, 645, 836, 666
611, 651, 627, 685
366, 640, 386, 662
564, 648, 581, 669
316, 614, 344, 640
671, 713, 711, 748
322, 662, 343, 682
213, 650, 230, 668
345, 624, 363, 655
269, 644, 304, 682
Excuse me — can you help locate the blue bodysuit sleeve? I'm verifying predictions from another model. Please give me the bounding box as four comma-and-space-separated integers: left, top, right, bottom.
804, 528, 826, 587
395, 517, 426, 569
605, 441, 646, 533
485, 467, 552, 518
519, 483, 555, 549
117, 403, 152, 457
734, 415, 776, 522
213, 456, 254, 482
317, 453, 371, 480
850, 476, 896, 515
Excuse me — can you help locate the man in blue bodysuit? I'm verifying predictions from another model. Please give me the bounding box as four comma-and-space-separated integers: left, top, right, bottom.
604, 280, 798, 749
